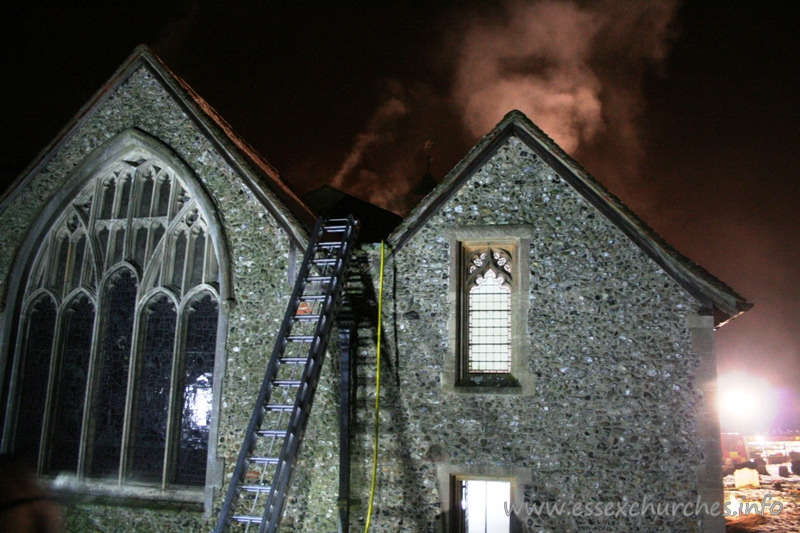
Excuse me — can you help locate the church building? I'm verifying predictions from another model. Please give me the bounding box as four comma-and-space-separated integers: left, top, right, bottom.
0, 47, 750, 532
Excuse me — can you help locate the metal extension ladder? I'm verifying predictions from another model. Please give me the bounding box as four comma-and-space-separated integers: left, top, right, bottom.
215, 217, 359, 532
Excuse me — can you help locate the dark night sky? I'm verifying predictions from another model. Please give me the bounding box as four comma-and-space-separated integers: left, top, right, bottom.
2, 1, 798, 430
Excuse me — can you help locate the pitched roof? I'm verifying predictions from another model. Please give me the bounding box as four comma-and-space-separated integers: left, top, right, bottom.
0, 45, 314, 249
388, 110, 752, 327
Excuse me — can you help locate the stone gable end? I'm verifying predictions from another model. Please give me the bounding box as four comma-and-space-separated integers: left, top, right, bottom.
0, 62, 305, 531
371, 134, 714, 531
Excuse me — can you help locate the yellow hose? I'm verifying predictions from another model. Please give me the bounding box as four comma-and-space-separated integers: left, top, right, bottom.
363, 241, 385, 533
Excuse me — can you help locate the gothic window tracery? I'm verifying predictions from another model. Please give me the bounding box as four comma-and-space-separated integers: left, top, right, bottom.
8, 152, 220, 488
464, 248, 513, 374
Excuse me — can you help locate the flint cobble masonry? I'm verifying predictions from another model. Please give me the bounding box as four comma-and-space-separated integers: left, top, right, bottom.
346, 136, 715, 532
0, 48, 742, 533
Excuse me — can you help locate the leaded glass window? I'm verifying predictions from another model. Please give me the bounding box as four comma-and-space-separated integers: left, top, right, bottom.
12, 295, 57, 468
175, 293, 218, 485
468, 269, 512, 373
6, 152, 221, 488
89, 268, 137, 477
46, 295, 95, 475
462, 245, 514, 376
129, 294, 176, 481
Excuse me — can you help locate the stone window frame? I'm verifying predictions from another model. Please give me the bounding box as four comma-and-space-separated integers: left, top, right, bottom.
0, 130, 233, 510
444, 225, 534, 395
436, 464, 525, 533
462, 244, 514, 374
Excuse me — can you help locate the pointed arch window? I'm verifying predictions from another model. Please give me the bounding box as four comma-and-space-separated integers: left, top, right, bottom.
446, 226, 534, 394
463, 246, 514, 375
5, 152, 221, 489
12, 295, 57, 469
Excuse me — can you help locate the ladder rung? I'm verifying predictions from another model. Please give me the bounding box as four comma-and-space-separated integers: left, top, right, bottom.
273, 380, 301, 387
258, 429, 288, 438
279, 357, 307, 365
265, 404, 294, 412
316, 241, 343, 248
293, 314, 321, 322
241, 484, 273, 493
312, 258, 337, 265
249, 456, 279, 465
307, 276, 333, 282
322, 224, 352, 232
233, 515, 263, 524
299, 294, 326, 302
287, 335, 314, 342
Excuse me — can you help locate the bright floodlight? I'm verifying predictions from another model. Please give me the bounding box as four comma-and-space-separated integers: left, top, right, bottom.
717, 372, 777, 433
719, 388, 757, 418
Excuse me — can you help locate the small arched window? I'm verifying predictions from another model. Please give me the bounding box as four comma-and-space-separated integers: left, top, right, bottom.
464, 247, 513, 374
7, 151, 221, 488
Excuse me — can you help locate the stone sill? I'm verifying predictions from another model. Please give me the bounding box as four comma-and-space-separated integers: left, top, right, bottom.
44, 475, 205, 511
451, 385, 524, 395
452, 375, 523, 395
445, 371, 535, 395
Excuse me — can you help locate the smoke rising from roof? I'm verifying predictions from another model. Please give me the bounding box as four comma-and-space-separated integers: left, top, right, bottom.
452, 1, 605, 154
451, 0, 679, 193
2, 2, 797, 428
328, 81, 464, 214
331, 94, 410, 190
331, 0, 680, 214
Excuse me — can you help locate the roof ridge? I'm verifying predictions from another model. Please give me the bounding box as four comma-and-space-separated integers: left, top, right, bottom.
138, 48, 317, 236
1, 46, 315, 248
388, 110, 751, 326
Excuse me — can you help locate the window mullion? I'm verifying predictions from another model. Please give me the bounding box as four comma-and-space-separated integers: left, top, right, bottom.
147, 170, 156, 219
0, 313, 26, 455
202, 231, 210, 285
76, 185, 100, 478
64, 223, 79, 297
36, 303, 63, 476
131, 165, 147, 259
111, 176, 121, 221
162, 234, 173, 288
206, 236, 218, 286
145, 222, 153, 263
166, 170, 177, 220
77, 296, 103, 479
83, 212, 101, 290
162, 306, 185, 488
182, 229, 195, 295
123, 174, 136, 265
41, 232, 55, 290
119, 305, 144, 484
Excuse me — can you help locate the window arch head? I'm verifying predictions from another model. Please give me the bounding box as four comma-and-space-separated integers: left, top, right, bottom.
464, 247, 513, 374
446, 225, 535, 395
3, 131, 228, 493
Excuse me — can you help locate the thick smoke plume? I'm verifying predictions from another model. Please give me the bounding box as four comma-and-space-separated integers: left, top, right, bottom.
453, 1, 604, 154
451, 0, 679, 196
332, 0, 680, 213
329, 82, 465, 214
331, 94, 410, 189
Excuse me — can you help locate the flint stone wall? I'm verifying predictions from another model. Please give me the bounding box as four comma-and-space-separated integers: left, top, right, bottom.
0, 66, 720, 531
0, 66, 305, 531
348, 135, 709, 532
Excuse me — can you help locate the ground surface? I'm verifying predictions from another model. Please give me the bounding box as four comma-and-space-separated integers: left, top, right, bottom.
723, 463, 800, 532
